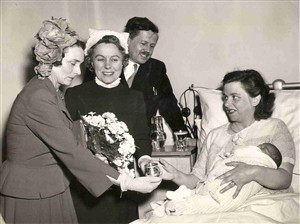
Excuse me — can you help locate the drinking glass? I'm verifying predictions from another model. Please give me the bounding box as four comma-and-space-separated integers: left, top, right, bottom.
174, 130, 188, 151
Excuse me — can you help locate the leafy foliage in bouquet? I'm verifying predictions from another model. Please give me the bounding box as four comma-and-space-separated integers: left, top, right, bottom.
81, 112, 136, 177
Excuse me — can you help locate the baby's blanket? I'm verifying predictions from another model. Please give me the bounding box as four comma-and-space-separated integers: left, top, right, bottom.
196, 145, 277, 211
151, 146, 278, 216
132, 193, 300, 223
191, 146, 277, 214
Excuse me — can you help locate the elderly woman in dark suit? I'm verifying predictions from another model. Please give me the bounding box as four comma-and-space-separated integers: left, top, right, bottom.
0, 18, 161, 224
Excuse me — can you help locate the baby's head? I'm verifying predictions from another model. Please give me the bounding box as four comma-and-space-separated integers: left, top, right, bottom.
257, 143, 282, 167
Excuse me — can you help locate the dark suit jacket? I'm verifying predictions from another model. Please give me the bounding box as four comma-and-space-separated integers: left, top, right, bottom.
65, 81, 151, 160
120, 58, 186, 133
0, 76, 119, 199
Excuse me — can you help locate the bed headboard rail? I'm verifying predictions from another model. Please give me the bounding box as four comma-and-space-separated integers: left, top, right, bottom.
188, 79, 299, 120
268, 79, 300, 90
191, 79, 300, 90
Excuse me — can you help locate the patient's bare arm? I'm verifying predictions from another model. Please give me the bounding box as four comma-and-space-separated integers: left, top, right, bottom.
159, 158, 199, 189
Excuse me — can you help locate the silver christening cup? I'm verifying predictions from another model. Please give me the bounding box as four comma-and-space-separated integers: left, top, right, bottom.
145, 161, 161, 177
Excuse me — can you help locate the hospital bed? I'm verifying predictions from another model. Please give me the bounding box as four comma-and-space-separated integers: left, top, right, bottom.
133, 79, 300, 223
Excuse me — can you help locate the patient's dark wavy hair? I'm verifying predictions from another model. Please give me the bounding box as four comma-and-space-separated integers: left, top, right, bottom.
86, 35, 129, 73
222, 69, 275, 120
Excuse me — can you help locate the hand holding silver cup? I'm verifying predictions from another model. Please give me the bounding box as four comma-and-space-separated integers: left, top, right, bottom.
145, 161, 162, 177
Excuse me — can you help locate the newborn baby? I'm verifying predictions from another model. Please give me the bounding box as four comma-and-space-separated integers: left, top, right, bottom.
153, 143, 281, 216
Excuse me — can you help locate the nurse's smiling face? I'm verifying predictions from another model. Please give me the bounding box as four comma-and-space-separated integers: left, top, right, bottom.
92, 43, 123, 84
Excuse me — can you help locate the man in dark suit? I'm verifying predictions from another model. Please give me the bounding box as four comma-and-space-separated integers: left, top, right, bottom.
120, 17, 187, 133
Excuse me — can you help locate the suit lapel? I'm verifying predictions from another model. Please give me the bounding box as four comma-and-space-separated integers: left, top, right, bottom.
44, 78, 73, 121
120, 70, 129, 87
131, 60, 152, 88
121, 59, 152, 88
57, 91, 73, 121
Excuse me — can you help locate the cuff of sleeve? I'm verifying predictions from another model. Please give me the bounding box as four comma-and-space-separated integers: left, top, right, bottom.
118, 173, 131, 192
282, 157, 295, 165
138, 155, 152, 168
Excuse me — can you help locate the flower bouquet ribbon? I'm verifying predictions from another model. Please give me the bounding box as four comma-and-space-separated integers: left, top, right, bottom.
81, 112, 136, 177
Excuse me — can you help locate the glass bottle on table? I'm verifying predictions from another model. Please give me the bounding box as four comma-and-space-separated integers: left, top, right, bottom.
174, 130, 188, 151
150, 116, 166, 151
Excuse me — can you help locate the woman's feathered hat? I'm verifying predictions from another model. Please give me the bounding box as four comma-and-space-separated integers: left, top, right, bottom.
34, 17, 79, 78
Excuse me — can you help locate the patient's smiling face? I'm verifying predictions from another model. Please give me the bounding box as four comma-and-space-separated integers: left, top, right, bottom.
222, 81, 256, 126
92, 43, 123, 84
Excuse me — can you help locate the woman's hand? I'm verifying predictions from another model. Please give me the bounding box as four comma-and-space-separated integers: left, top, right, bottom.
128, 176, 162, 193
217, 161, 257, 198
159, 158, 200, 188
113, 173, 162, 193
158, 158, 178, 180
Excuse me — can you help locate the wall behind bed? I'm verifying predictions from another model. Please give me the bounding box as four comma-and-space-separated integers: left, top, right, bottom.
1, 1, 299, 163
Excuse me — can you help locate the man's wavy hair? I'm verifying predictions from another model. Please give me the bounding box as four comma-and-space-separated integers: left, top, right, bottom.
124, 17, 159, 39
221, 69, 275, 120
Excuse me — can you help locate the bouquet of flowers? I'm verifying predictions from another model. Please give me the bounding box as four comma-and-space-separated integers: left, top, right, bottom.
81, 112, 136, 177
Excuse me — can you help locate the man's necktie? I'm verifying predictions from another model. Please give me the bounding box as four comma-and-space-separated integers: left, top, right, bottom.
127, 63, 138, 88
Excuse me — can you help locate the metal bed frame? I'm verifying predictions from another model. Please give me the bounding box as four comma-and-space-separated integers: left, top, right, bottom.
190, 79, 300, 90
267, 79, 300, 90
186, 79, 300, 123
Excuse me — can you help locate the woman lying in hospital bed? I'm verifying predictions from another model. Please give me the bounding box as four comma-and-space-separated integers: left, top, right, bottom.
133, 70, 300, 224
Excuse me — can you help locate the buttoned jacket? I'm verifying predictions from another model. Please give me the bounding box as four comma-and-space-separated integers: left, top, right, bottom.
0, 76, 119, 199
120, 58, 186, 132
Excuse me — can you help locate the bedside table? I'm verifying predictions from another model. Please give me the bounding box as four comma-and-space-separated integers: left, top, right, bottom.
151, 145, 196, 173
138, 145, 197, 218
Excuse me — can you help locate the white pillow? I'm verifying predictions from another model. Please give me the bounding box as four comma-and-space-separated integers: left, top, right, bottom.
196, 88, 227, 149
196, 88, 300, 192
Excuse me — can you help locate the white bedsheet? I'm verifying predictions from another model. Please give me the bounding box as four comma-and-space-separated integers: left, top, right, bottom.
132, 192, 300, 223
